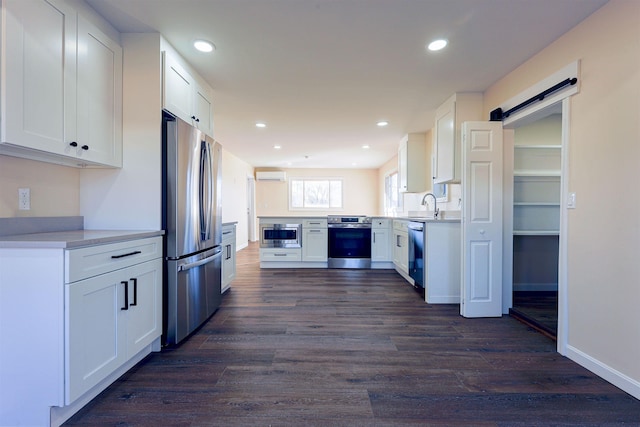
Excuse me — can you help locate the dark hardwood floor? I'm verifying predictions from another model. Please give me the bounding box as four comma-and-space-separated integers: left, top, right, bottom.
64, 243, 640, 426
511, 291, 558, 339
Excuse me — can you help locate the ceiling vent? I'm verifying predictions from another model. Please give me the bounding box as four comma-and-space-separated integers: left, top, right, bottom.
256, 171, 287, 181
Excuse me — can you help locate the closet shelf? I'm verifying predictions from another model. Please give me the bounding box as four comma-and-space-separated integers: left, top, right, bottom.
513, 230, 560, 236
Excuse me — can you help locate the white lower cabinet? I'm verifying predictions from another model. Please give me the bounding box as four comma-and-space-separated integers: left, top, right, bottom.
222, 223, 237, 293
0, 235, 162, 426
260, 248, 302, 262
371, 219, 391, 262
392, 220, 409, 276
66, 258, 161, 404
302, 219, 328, 262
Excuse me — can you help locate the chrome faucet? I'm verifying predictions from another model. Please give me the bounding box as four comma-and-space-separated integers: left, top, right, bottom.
421, 192, 439, 219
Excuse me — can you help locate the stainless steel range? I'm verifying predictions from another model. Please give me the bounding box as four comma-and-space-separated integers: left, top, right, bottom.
327, 215, 372, 269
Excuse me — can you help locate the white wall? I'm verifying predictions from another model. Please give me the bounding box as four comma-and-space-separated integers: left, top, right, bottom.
221, 149, 254, 250
484, 0, 640, 398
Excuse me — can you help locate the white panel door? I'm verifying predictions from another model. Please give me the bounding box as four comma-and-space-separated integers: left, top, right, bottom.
1, 0, 76, 153
76, 15, 123, 167
461, 121, 503, 317
162, 51, 193, 123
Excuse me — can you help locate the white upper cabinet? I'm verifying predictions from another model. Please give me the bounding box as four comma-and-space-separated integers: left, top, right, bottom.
433, 93, 483, 184
0, 0, 123, 168
162, 51, 214, 137
76, 14, 123, 167
398, 132, 427, 193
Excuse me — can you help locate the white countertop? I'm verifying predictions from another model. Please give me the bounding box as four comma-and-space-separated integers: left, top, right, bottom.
0, 229, 164, 249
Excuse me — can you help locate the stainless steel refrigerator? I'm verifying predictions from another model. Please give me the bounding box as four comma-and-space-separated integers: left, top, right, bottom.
162, 112, 222, 346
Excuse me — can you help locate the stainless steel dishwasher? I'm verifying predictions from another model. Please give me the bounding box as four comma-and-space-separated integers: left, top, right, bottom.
408, 221, 425, 288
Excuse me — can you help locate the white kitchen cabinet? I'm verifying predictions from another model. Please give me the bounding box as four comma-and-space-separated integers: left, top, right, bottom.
392, 220, 409, 277
0, 0, 123, 168
371, 218, 391, 263
424, 221, 461, 304
163, 51, 214, 137
0, 234, 162, 426
222, 223, 237, 293
302, 218, 328, 262
398, 132, 427, 193
260, 248, 302, 262
433, 93, 483, 183
67, 257, 161, 403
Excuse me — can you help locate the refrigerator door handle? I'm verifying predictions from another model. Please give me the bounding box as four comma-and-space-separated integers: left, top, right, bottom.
198, 140, 214, 242
177, 251, 222, 272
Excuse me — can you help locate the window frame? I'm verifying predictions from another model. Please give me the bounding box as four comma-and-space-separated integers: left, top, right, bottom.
384, 170, 402, 215
288, 177, 344, 211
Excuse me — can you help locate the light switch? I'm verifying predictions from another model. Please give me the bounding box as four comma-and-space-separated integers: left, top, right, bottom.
567, 192, 576, 209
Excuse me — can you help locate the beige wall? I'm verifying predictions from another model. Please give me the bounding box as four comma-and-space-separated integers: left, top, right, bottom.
221, 149, 254, 249
377, 155, 398, 215
484, 0, 640, 394
256, 168, 378, 217
0, 156, 80, 218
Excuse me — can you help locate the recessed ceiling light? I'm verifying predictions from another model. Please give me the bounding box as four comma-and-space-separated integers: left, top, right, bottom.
362, 145, 370, 149
377, 121, 389, 127
256, 122, 266, 128
273, 145, 281, 149
427, 39, 448, 52
193, 39, 215, 53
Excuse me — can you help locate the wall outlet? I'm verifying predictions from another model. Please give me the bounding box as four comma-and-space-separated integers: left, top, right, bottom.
18, 188, 30, 210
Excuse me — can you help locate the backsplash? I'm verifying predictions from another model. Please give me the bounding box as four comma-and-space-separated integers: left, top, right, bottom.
0, 216, 83, 237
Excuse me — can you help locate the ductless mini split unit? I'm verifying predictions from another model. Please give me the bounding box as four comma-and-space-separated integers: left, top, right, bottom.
255, 171, 287, 181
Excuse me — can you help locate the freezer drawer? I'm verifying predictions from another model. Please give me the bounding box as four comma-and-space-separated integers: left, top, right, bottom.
165, 247, 222, 345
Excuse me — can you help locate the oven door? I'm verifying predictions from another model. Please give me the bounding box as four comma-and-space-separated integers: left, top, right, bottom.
328, 226, 371, 268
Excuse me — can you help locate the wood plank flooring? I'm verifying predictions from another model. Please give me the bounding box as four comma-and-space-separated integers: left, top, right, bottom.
64, 243, 640, 426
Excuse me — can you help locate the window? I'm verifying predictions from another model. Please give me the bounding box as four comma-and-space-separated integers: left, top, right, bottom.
384, 171, 402, 215
290, 178, 343, 210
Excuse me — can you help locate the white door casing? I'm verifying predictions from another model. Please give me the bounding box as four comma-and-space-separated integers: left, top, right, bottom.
461, 121, 503, 318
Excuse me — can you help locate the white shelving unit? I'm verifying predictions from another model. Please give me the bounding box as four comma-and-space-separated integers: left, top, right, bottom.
511, 115, 562, 292
513, 144, 561, 236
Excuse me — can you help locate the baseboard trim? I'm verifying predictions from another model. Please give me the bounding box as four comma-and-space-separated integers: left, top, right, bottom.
565, 344, 640, 400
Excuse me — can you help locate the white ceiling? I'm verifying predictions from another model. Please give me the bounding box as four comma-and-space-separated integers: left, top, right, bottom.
86, 0, 608, 169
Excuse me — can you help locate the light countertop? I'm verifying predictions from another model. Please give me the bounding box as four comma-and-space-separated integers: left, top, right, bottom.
0, 229, 164, 249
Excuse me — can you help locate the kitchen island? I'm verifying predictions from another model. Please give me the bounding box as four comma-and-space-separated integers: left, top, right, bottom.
257, 215, 461, 304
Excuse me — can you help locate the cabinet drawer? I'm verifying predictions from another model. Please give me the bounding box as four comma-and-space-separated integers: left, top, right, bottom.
393, 220, 408, 231
260, 248, 302, 262
372, 219, 390, 229
222, 224, 236, 243
65, 237, 162, 283
302, 219, 327, 228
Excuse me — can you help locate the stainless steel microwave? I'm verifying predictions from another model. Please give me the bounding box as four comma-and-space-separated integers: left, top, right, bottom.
259, 223, 302, 248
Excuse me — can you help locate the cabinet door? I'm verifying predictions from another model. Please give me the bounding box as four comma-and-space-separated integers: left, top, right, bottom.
194, 83, 214, 136
66, 269, 127, 404
392, 231, 409, 272
302, 229, 328, 262
76, 15, 123, 167
372, 229, 390, 262
163, 51, 193, 123
222, 239, 236, 291
434, 100, 455, 183
125, 259, 162, 358
1, 0, 76, 154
